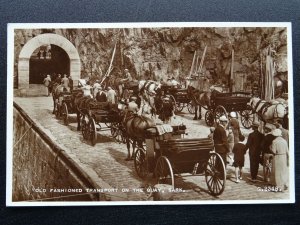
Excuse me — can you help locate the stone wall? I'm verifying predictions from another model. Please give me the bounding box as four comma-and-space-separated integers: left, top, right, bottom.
12, 103, 103, 201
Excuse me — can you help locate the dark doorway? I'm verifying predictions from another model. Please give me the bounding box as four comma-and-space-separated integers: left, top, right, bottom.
29, 44, 70, 84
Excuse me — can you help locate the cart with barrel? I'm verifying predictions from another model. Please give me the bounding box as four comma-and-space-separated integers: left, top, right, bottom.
134, 124, 226, 196
205, 91, 254, 129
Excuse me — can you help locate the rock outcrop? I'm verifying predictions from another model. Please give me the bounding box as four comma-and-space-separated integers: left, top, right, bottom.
14, 27, 287, 90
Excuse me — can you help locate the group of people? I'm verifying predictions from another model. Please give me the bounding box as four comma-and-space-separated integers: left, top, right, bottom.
209, 113, 289, 191
43, 73, 73, 96
82, 80, 118, 105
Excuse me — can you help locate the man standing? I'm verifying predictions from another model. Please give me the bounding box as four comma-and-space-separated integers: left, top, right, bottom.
55, 74, 62, 84
123, 69, 133, 83
106, 87, 117, 104
61, 74, 70, 91
213, 115, 229, 170
260, 123, 276, 182
93, 80, 101, 98
68, 75, 73, 92
245, 121, 264, 182
43, 74, 51, 96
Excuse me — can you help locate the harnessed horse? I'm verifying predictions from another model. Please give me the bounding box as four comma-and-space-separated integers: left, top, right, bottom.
249, 97, 287, 123
187, 86, 212, 120
52, 82, 67, 115
118, 101, 155, 160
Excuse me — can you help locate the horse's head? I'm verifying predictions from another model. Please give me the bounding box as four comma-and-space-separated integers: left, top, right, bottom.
187, 85, 196, 99
275, 103, 288, 119
204, 92, 212, 107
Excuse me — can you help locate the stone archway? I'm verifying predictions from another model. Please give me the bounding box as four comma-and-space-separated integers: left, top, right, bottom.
18, 33, 80, 94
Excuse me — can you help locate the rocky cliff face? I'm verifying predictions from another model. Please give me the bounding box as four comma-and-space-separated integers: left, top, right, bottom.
14, 27, 287, 90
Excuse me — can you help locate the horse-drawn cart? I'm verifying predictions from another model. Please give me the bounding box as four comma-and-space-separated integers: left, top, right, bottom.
55, 89, 82, 125
160, 85, 194, 113
80, 101, 121, 146
205, 91, 254, 129
134, 125, 226, 196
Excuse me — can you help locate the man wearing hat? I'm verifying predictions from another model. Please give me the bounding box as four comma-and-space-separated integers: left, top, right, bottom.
43, 74, 52, 96
260, 123, 277, 182
213, 115, 230, 171
127, 96, 139, 114
107, 86, 117, 104
245, 121, 264, 182
93, 80, 101, 98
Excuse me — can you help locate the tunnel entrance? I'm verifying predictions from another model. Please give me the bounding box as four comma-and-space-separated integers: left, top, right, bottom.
29, 45, 70, 84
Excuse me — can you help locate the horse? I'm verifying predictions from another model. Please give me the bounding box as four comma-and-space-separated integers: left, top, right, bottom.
52, 82, 66, 115
118, 101, 155, 160
187, 85, 212, 120
249, 97, 287, 123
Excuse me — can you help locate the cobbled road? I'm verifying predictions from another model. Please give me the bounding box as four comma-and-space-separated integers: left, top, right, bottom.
14, 97, 291, 202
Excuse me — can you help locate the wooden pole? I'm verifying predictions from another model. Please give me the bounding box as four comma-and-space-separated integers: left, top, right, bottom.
189, 51, 197, 77
100, 42, 117, 85
230, 49, 234, 92
197, 45, 207, 76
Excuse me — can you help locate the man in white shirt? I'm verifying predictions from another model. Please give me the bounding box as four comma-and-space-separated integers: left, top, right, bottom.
106, 87, 117, 104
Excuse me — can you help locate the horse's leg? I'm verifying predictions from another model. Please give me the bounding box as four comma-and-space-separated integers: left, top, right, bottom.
52, 96, 56, 114
125, 137, 131, 161
193, 105, 198, 120
131, 140, 136, 160
76, 110, 81, 131
198, 106, 202, 120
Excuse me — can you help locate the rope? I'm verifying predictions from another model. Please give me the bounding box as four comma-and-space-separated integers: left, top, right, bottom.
13, 124, 33, 148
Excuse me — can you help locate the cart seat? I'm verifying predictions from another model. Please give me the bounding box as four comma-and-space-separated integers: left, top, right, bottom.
159, 138, 214, 154
144, 125, 186, 139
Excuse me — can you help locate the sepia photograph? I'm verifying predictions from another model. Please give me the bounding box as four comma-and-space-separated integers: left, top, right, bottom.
6, 23, 294, 205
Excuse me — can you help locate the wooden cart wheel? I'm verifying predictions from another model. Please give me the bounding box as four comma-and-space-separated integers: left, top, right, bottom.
81, 117, 88, 139
88, 117, 97, 146
176, 102, 184, 112
115, 125, 123, 143
240, 106, 254, 129
110, 122, 118, 138
187, 101, 196, 114
134, 147, 148, 178
61, 103, 69, 125
205, 152, 226, 196
154, 156, 174, 188
205, 110, 214, 126
214, 105, 227, 122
